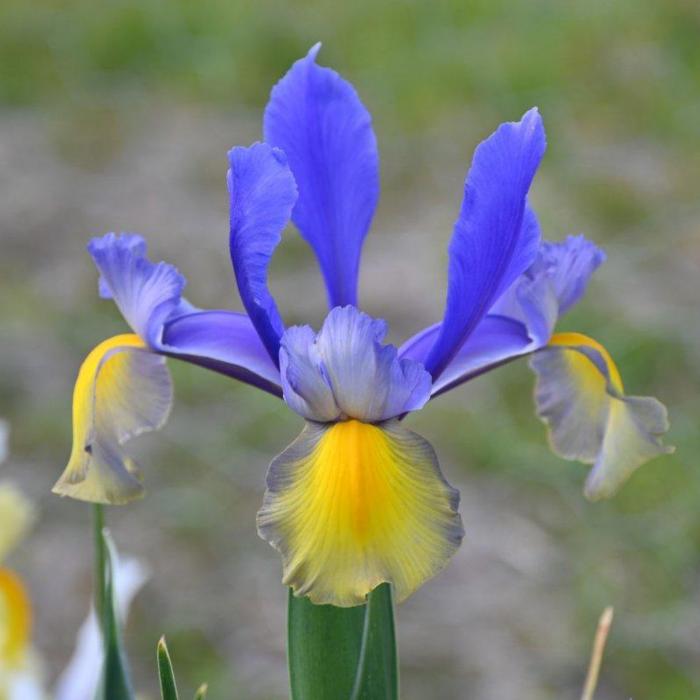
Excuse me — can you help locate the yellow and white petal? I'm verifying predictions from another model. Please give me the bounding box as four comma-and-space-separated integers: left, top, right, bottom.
257, 419, 463, 607
531, 332, 673, 500
0, 486, 35, 563
54, 556, 148, 700
0, 568, 31, 668
53, 334, 173, 505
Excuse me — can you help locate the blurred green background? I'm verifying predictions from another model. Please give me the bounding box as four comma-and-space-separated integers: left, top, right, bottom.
1, 1, 698, 698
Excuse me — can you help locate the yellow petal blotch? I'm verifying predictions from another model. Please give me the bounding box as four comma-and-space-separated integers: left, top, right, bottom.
549, 332, 624, 393
258, 419, 463, 607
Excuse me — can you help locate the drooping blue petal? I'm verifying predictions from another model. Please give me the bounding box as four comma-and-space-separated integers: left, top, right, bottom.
400, 315, 532, 396
539, 234, 606, 314
402, 233, 605, 398
228, 143, 298, 365
492, 234, 606, 345
280, 306, 431, 423
264, 44, 379, 308
88, 232, 283, 396
89, 233, 185, 347
423, 109, 546, 381
161, 311, 282, 397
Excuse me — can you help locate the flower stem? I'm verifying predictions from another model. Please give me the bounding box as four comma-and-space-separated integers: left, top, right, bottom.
93, 503, 106, 628
349, 584, 397, 700
287, 583, 398, 700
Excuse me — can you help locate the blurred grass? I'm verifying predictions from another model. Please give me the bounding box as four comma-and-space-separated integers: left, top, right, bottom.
0, 1, 699, 698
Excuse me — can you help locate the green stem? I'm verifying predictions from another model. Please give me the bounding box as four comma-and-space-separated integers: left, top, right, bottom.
349, 599, 373, 700
93, 503, 106, 628
288, 584, 398, 700
350, 584, 397, 699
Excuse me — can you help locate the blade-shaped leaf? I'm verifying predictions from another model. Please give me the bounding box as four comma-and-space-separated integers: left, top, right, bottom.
157, 637, 179, 700
288, 583, 398, 700
94, 505, 135, 700
350, 584, 398, 699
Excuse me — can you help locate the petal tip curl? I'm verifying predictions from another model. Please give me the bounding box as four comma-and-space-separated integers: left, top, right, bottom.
54, 335, 173, 505
532, 333, 673, 499
87, 232, 187, 346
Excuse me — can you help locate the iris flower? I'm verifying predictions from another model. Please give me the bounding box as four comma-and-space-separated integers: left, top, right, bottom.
54, 45, 672, 607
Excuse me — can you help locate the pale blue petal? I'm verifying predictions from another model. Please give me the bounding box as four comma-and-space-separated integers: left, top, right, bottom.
88, 233, 185, 346
279, 325, 341, 421
280, 306, 431, 422
492, 234, 606, 344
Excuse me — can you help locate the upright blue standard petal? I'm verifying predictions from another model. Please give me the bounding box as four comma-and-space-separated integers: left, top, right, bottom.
424, 109, 546, 381
264, 44, 379, 309
228, 143, 298, 365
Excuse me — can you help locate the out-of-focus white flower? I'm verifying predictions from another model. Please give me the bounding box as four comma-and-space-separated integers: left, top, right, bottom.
0, 478, 44, 700
0, 424, 147, 699
54, 556, 148, 700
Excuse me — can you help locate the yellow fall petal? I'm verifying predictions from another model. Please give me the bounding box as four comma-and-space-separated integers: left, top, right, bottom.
531, 332, 673, 499
258, 419, 463, 607
53, 334, 173, 505
549, 332, 623, 393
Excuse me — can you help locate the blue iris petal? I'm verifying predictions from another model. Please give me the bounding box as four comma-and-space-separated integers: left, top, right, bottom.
400, 315, 532, 396
89, 232, 186, 347
424, 109, 546, 381
538, 235, 606, 315
280, 306, 431, 423
161, 310, 282, 396
228, 143, 298, 366
401, 234, 605, 397
264, 44, 379, 309
492, 234, 606, 345
279, 325, 341, 421
88, 232, 283, 394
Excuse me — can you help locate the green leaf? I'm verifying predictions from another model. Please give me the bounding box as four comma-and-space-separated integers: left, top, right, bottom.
94, 505, 135, 700
350, 584, 398, 700
157, 636, 180, 700
288, 583, 398, 700
193, 684, 208, 700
